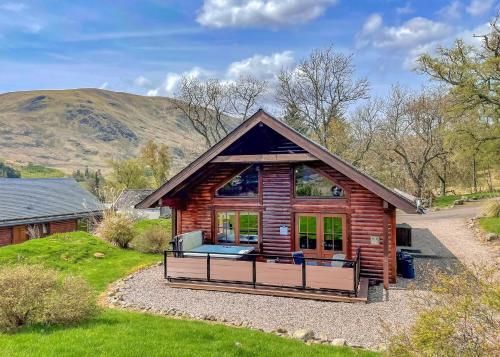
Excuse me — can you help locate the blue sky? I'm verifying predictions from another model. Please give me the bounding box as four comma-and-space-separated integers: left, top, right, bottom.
0, 0, 496, 98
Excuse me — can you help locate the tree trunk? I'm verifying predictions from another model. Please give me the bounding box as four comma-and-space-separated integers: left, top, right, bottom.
472, 154, 477, 193
439, 176, 446, 196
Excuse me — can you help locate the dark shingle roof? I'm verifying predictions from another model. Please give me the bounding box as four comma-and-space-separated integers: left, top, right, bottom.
0, 178, 105, 227
113, 189, 155, 210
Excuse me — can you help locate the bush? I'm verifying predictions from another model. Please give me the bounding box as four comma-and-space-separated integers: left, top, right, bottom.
96, 211, 136, 248
482, 200, 500, 218
0, 265, 97, 332
385, 265, 500, 357
133, 226, 170, 253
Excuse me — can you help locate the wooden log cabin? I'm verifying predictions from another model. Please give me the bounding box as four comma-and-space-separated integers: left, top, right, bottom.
138, 110, 418, 286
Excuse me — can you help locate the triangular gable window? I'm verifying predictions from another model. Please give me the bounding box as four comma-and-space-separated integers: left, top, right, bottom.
295, 164, 345, 198
216, 165, 259, 197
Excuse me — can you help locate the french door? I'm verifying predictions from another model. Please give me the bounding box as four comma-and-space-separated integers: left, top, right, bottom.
295, 213, 346, 258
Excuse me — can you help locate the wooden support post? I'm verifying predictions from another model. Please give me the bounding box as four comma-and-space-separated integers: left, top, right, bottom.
383, 201, 389, 290
171, 207, 177, 238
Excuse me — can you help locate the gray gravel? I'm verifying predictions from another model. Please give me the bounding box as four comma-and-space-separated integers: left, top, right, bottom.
110, 263, 435, 349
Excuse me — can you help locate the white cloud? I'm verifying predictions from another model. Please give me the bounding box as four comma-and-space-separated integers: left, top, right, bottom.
361, 13, 382, 35
134, 75, 151, 87
466, 0, 494, 16
396, 2, 414, 15
146, 51, 295, 97
99, 82, 108, 89
146, 89, 159, 97
0, 2, 28, 12
438, 1, 462, 19
359, 15, 452, 50
197, 0, 337, 28
226, 51, 294, 81
147, 66, 212, 97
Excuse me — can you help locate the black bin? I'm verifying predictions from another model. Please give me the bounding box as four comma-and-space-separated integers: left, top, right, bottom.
396, 223, 412, 246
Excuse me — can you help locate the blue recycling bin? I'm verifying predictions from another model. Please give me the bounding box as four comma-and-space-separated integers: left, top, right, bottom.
397, 252, 415, 279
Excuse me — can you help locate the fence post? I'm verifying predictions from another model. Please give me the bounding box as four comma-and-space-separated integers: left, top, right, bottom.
302, 258, 306, 289
252, 255, 256, 288
164, 250, 167, 280
207, 253, 211, 282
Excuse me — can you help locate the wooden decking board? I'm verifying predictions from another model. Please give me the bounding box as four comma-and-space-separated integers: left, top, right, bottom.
166, 278, 369, 303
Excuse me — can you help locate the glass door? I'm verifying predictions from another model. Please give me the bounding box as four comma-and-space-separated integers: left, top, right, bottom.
295, 213, 345, 258
297, 215, 318, 258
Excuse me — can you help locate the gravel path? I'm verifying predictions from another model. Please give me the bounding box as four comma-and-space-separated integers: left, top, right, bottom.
110, 201, 494, 350
112, 264, 420, 349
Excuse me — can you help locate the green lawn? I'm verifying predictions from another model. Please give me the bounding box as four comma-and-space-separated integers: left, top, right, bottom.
478, 217, 500, 235
0, 232, 160, 292
432, 191, 500, 208
0, 232, 375, 356
134, 218, 171, 235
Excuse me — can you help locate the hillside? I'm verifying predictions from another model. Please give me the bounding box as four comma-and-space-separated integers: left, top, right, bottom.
0, 89, 209, 174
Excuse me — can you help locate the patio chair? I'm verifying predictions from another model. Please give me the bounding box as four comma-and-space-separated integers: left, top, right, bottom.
292, 251, 318, 266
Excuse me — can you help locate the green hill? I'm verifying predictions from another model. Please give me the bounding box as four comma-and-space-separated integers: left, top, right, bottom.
0, 89, 209, 174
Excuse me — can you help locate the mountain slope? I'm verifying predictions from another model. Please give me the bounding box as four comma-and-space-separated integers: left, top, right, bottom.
0, 89, 208, 174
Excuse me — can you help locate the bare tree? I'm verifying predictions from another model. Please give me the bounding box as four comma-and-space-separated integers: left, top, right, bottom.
175, 75, 267, 148
276, 46, 369, 148
348, 98, 383, 167
382, 86, 448, 198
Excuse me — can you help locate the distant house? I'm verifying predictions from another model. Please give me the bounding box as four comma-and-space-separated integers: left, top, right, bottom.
0, 178, 105, 247
113, 189, 170, 219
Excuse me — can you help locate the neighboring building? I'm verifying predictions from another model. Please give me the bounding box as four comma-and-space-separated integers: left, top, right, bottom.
0, 178, 104, 247
137, 110, 418, 286
113, 189, 171, 219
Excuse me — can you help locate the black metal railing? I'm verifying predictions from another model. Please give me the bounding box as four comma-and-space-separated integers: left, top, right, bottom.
163, 248, 362, 297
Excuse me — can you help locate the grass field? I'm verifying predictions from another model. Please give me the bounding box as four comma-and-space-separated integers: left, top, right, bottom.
17, 163, 67, 178
478, 217, 500, 235
432, 191, 500, 208
0, 232, 376, 356
134, 218, 171, 235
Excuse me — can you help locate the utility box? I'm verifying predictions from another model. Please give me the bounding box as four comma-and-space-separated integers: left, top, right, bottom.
396, 223, 412, 246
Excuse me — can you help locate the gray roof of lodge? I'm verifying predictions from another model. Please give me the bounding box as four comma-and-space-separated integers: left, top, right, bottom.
113, 189, 155, 210
0, 178, 105, 227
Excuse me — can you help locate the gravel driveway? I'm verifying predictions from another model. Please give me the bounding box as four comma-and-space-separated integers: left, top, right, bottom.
110, 201, 492, 350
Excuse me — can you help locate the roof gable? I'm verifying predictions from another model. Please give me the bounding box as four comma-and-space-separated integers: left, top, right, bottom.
137, 110, 418, 213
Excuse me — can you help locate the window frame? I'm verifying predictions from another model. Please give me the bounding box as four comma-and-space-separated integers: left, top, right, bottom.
214, 210, 260, 246
293, 164, 347, 200
214, 165, 260, 199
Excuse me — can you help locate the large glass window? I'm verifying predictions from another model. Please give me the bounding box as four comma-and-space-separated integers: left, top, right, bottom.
216, 211, 259, 245
295, 165, 345, 198
216, 166, 259, 197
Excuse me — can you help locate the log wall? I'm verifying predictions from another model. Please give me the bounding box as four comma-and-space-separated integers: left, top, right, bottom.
0, 227, 12, 246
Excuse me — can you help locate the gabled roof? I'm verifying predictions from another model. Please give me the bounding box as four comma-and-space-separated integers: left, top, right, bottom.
0, 178, 105, 227
113, 189, 155, 210
137, 110, 418, 213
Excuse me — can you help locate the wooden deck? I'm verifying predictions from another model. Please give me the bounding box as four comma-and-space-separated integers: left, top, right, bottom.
165, 256, 368, 303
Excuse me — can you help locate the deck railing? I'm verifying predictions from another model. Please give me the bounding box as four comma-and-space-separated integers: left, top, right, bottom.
163, 248, 362, 297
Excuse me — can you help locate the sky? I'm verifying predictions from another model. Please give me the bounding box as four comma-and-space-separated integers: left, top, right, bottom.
0, 0, 497, 100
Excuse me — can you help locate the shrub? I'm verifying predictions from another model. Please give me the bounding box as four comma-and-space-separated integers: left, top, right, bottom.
0, 265, 97, 332
384, 265, 500, 357
133, 226, 170, 253
482, 200, 500, 218
96, 211, 136, 248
